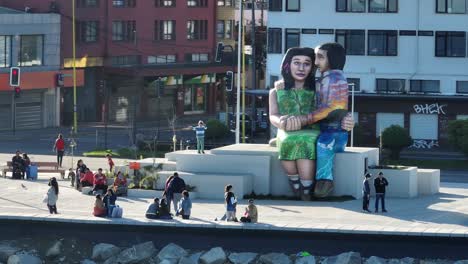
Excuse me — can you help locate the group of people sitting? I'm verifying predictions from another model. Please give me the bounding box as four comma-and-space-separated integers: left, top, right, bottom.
93, 188, 118, 217
70, 159, 128, 196
11, 150, 32, 180
145, 191, 192, 220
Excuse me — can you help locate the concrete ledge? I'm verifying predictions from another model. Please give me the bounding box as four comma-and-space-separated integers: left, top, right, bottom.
417, 169, 440, 196
369, 167, 418, 198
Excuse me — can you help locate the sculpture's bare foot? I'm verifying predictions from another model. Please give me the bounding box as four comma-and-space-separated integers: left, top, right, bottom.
314, 180, 334, 198
268, 138, 277, 147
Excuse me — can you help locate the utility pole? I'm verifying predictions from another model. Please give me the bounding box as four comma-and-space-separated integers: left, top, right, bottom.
251, 0, 256, 91
72, 0, 77, 133
132, 29, 138, 146
235, 0, 243, 144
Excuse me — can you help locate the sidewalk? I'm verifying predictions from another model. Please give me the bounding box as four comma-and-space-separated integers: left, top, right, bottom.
0, 154, 467, 238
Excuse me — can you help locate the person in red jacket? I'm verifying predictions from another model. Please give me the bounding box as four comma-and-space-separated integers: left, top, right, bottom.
53, 134, 65, 168
93, 168, 108, 194
80, 168, 94, 187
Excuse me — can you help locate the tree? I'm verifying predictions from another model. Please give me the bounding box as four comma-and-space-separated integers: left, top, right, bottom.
205, 119, 229, 140
448, 119, 468, 156
382, 125, 413, 160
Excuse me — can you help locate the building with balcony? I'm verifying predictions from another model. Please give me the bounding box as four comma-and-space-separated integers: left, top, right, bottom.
266, 0, 468, 148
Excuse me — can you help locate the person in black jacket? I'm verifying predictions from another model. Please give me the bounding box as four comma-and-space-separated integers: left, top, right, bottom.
362, 173, 371, 213
166, 172, 186, 214
12, 150, 25, 179
374, 172, 389, 213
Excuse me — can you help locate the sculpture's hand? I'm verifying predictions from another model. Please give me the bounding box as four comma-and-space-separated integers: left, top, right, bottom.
279, 115, 289, 130
285, 116, 302, 131
341, 113, 355, 131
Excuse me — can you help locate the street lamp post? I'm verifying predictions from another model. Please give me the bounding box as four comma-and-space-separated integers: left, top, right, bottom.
72, 0, 78, 133
350, 83, 355, 147
235, 0, 243, 144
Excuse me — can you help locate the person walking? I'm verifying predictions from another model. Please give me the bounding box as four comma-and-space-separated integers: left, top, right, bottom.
362, 173, 371, 213
166, 172, 186, 214
46, 177, 59, 214
374, 172, 389, 213
53, 134, 65, 168
192, 120, 207, 154
225, 185, 238, 222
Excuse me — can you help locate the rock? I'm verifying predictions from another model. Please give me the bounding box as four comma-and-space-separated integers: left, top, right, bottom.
365, 256, 386, 264
46, 240, 63, 258
91, 243, 120, 260
200, 247, 226, 264
455, 261, 468, 264
388, 258, 419, 264
258, 253, 292, 264
157, 243, 188, 264
103, 256, 118, 264
116, 241, 157, 264
180, 252, 203, 264
81, 260, 97, 264
420, 260, 453, 264
321, 252, 361, 264
7, 254, 42, 264
0, 243, 19, 263
295, 255, 316, 264
229, 252, 258, 264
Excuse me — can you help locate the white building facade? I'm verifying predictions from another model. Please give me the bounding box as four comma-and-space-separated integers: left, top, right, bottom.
266, 0, 468, 149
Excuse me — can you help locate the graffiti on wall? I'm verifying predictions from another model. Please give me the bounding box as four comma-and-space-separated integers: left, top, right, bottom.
410, 139, 439, 149
413, 103, 447, 115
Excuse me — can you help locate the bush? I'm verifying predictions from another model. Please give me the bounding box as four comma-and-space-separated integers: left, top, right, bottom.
448, 120, 468, 156
205, 119, 229, 140
382, 125, 412, 160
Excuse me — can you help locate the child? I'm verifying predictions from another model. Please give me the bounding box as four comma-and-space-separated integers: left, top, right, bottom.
225, 185, 237, 222
93, 194, 107, 217
240, 199, 258, 223
106, 154, 114, 172
68, 168, 76, 187
46, 177, 59, 214
113, 171, 128, 196
158, 198, 172, 219
145, 198, 160, 219
22, 153, 31, 180
177, 191, 192, 219
192, 120, 207, 154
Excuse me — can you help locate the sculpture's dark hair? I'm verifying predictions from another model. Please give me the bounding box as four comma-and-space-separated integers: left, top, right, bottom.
316, 42, 346, 70
280, 47, 316, 90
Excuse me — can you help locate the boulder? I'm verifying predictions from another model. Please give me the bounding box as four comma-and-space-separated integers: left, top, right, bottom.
365, 256, 386, 264
0, 243, 19, 263
200, 247, 226, 264
157, 243, 188, 264
7, 254, 42, 264
258, 253, 292, 264
91, 243, 120, 260
295, 255, 316, 264
179, 252, 203, 264
115, 241, 156, 264
228, 252, 258, 264
455, 261, 468, 264
46, 240, 63, 258
81, 259, 97, 264
388, 258, 418, 264
321, 252, 361, 264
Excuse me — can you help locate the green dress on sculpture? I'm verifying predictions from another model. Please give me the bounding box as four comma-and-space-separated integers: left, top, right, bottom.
276, 88, 320, 160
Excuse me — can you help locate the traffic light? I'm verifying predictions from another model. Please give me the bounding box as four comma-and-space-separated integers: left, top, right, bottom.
56, 73, 64, 87
225, 71, 234, 92
14, 87, 21, 98
9, 67, 20, 86
215, 42, 224, 63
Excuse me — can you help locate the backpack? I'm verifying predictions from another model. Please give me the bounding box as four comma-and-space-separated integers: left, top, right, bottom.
111, 205, 123, 218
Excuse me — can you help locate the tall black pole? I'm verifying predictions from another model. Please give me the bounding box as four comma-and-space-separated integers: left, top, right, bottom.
251, 0, 256, 90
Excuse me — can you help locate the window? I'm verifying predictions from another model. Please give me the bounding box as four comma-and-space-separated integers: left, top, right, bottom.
376, 79, 405, 93
187, 53, 209, 62
268, 28, 282, 53
336, 0, 366, 12
368, 30, 398, 56
77, 0, 99, 7
187, 20, 208, 40
336, 30, 365, 55
217, 20, 233, 39
436, 0, 467, 13
217, 0, 232, 6
369, 0, 398, 12
79, 21, 99, 42
347, 78, 360, 91
111, 55, 140, 65
155, 0, 175, 7
286, 0, 300, 11
0, 36, 11, 68
187, 0, 207, 7
285, 28, 300, 52
410, 80, 440, 93
148, 55, 176, 64
435, 31, 466, 57
18, 35, 43, 66
155, 20, 176, 40
457, 81, 468, 93
269, 75, 279, 88
269, 0, 282, 11
112, 21, 136, 41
